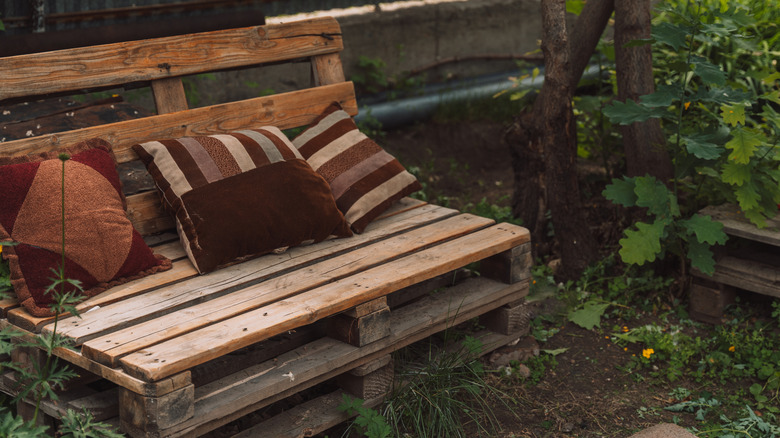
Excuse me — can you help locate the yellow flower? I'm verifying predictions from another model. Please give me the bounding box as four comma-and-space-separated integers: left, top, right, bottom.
642, 348, 655, 359
622, 326, 629, 332
684, 102, 691, 110
729, 346, 735, 352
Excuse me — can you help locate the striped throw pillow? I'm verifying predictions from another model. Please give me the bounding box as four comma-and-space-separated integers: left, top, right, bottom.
293, 103, 422, 233
133, 126, 352, 274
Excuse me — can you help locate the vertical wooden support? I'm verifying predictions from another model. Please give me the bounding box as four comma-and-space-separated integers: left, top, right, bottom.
328, 298, 390, 347
151, 77, 188, 114
119, 384, 195, 436
689, 278, 736, 324
312, 52, 346, 86
337, 355, 394, 401
480, 242, 532, 284
480, 298, 533, 336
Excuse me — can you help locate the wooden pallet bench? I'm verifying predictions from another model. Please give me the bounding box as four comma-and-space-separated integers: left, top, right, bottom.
0, 16, 532, 437
690, 204, 780, 323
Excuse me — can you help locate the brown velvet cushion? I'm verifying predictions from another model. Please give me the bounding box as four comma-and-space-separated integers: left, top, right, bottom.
292, 102, 422, 233
133, 126, 352, 274
0, 139, 172, 317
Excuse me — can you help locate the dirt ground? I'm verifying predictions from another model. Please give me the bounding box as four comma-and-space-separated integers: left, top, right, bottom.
365, 119, 750, 438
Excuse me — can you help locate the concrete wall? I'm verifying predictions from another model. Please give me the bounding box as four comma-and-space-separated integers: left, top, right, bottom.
188, 0, 542, 107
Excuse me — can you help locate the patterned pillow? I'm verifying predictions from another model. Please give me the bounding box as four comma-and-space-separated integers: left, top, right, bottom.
133, 126, 352, 274
293, 102, 422, 233
0, 139, 172, 317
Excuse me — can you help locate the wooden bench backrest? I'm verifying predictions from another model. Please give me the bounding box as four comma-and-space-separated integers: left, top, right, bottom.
0, 16, 358, 236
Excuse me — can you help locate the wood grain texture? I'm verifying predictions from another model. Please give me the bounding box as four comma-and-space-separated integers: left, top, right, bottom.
151, 78, 189, 114
155, 276, 528, 436
80, 214, 491, 367
46, 203, 455, 345
0, 320, 190, 397
0, 17, 342, 101
119, 223, 530, 381
0, 82, 357, 163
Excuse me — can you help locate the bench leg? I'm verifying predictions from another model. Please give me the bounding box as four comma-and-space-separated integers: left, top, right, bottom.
336, 355, 394, 401
480, 242, 532, 284
119, 384, 195, 437
479, 296, 533, 336
328, 298, 390, 347
689, 277, 736, 324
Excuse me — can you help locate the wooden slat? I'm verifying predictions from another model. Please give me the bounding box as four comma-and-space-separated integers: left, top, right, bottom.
0, 17, 342, 102
42, 203, 455, 341
312, 52, 346, 86
698, 256, 780, 299
151, 78, 189, 114
700, 204, 780, 246
119, 223, 530, 381
126, 190, 174, 236
7, 259, 197, 333
81, 214, 494, 367
0, 82, 357, 163
160, 276, 527, 436
0, 320, 189, 398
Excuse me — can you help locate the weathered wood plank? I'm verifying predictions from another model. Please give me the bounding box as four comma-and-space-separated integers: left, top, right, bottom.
81, 214, 492, 367
150, 78, 188, 114
158, 276, 527, 437
232, 390, 383, 438
0, 17, 342, 102
0, 320, 190, 398
7, 258, 197, 333
45, 203, 456, 343
700, 204, 780, 246
695, 255, 780, 299
312, 52, 346, 86
119, 223, 530, 381
0, 82, 357, 163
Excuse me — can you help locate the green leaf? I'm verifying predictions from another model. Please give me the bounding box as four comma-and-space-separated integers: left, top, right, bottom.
720, 103, 746, 126
725, 127, 764, 164
687, 239, 716, 276
565, 0, 584, 15
639, 85, 680, 107
691, 56, 726, 86
680, 214, 727, 245
735, 179, 761, 210
721, 162, 751, 185
682, 133, 724, 160
602, 177, 637, 207
652, 22, 690, 51
634, 176, 678, 218
693, 86, 753, 105
619, 220, 666, 266
542, 348, 569, 356
603, 99, 667, 125
568, 301, 610, 330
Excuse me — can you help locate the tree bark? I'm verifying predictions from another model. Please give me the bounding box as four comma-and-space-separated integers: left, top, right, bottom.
614, 0, 674, 181
508, 0, 599, 279
568, 0, 614, 91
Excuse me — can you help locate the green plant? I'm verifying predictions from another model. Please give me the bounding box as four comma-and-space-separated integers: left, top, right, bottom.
381, 336, 516, 438
338, 394, 392, 438
351, 56, 389, 95
464, 197, 523, 226
602, 0, 779, 278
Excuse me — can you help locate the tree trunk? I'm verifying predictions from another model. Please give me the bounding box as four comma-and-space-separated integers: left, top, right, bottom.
614, 0, 673, 181
508, 0, 599, 279
568, 0, 614, 91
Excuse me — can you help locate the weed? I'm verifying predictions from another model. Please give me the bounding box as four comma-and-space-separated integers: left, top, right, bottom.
381, 336, 516, 438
